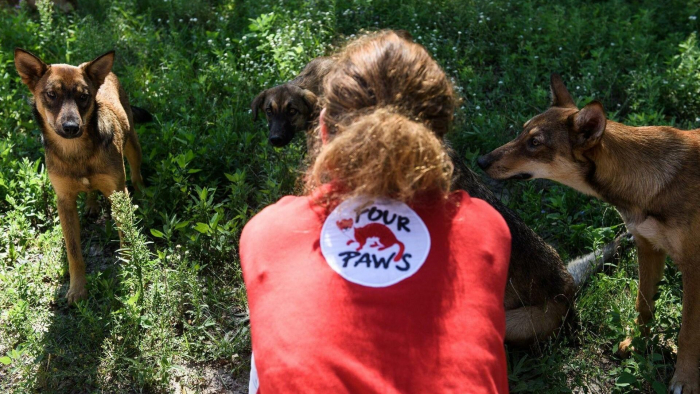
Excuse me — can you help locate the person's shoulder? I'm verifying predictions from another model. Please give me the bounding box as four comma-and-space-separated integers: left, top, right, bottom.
241, 195, 311, 243
448, 190, 511, 279
449, 190, 510, 242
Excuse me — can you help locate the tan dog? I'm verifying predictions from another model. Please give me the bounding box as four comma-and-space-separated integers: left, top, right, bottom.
479, 73, 700, 393
14, 49, 146, 304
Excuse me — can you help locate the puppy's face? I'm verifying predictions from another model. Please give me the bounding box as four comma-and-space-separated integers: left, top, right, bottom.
14, 49, 114, 139
251, 84, 317, 147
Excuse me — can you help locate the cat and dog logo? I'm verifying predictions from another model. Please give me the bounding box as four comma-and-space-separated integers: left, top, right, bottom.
320, 198, 431, 287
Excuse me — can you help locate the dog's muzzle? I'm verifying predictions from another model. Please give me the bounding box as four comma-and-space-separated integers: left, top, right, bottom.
477, 155, 493, 170
58, 121, 82, 138
509, 173, 532, 180
269, 134, 292, 147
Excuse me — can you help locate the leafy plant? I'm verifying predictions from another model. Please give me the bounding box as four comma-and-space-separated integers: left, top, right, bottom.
0, 0, 697, 391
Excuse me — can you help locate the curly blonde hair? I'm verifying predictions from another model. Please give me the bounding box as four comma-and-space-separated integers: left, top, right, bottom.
307, 30, 456, 204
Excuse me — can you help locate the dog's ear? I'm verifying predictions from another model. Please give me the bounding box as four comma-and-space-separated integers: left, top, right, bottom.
83, 50, 115, 88
251, 89, 267, 121
572, 101, 606, 150
394, 30, 414, 41
300, 89, 318, 112
550, 73, 576, 108
14, 48, 48, 91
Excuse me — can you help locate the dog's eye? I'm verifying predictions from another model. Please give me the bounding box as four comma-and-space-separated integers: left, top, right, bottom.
288, 108, 298, 115
79, 93, 89, 101
46, 91, 56, 100
529, 138, 542, 147
265, 108, 272, 115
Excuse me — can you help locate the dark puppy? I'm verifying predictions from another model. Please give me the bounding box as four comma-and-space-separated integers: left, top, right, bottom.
251, 57, 335, 147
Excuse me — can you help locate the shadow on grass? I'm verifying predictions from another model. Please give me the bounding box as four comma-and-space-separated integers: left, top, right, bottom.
505, 246, 681, 393
29, 198, 140, 393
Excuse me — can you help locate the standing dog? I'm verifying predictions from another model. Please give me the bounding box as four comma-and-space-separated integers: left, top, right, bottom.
251, 57, 334, 147
14, 49, 146, 304
478, 73, 700, 392
252, 57, 624, 346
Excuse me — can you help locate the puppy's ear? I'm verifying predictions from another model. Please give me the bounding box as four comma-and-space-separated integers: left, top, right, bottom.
300, 89, 318, 112
14, 48, 48, 91
83, 50, 115, 88
251, 90, 267, 121
394, 30, 414, 41
572, 101, 606, 150
550, 73, 576, 108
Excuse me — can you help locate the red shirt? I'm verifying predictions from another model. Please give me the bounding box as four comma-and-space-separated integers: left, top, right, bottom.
241, 189, 511, 393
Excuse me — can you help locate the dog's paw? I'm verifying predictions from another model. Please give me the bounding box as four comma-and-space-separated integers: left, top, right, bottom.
617, 337, 634, 358
669, 368, 700, 394
66, 286, 87, 304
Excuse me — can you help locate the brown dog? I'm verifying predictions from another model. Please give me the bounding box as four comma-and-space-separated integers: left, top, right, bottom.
253, 56, 625, 346
14, 49, 146, 304
251, 57, 334, 147
479, 73, 700, 392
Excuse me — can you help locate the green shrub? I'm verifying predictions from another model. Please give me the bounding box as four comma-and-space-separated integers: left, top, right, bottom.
0, 0, 697, 391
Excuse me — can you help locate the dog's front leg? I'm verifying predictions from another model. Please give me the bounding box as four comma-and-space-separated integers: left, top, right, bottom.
57, 194, 87, 303
669, 265, 700, 394
619, 234, 666, 355
634, 235, 667, 331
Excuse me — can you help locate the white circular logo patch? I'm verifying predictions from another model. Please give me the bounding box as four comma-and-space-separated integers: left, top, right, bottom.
320, 197, 431, 287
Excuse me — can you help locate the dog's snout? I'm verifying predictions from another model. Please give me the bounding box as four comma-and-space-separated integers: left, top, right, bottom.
477, 155, 492, 170
62, 121, 80, 135
269, 135, 286, 147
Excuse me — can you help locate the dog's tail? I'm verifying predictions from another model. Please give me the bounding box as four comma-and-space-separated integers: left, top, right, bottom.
567, 232, 632, 287
131, 105, 154, 123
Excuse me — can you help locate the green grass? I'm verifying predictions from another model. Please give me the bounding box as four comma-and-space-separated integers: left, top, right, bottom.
0, 0, 698, 392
